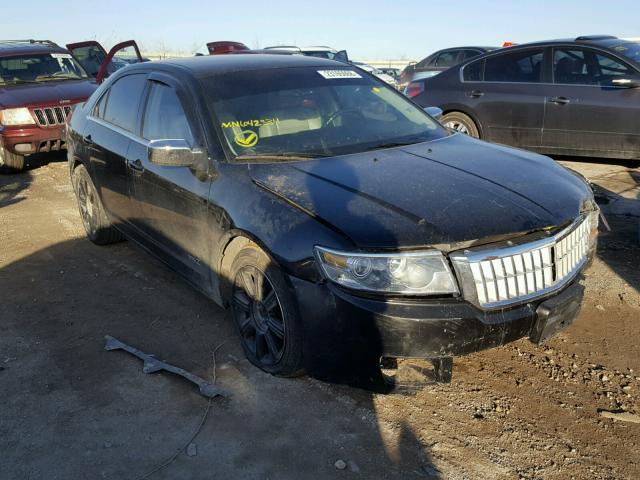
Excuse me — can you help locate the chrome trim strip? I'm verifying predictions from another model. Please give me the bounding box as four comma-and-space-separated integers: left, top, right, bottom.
450, 215, 593, 310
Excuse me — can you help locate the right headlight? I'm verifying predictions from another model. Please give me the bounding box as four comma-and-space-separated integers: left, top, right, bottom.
314, 246, 459, 295
0, 107, 35, 126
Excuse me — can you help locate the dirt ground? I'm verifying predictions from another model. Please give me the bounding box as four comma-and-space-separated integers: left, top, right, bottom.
1, 153, 638, 480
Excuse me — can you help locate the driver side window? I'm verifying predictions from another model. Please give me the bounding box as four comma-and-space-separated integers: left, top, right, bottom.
142, 81, 194, 145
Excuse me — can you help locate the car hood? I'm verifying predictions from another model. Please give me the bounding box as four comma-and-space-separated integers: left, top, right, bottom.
0, 79, 97, 109
250, 134, 593, 249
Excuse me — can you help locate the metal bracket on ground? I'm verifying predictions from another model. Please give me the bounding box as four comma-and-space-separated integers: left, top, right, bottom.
104, 335, 229, 399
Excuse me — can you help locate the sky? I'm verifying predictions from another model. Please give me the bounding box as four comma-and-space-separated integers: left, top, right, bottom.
1, 0, 638, 60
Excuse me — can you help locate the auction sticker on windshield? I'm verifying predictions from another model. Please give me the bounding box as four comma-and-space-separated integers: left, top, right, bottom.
234, 130, 259, 148
51, 53, 73, 59
317, 70, 362, 79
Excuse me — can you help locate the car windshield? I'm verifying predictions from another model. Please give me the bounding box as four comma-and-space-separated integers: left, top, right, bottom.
0, 53, 88, 86
612, 42, 640, 64
205, 66, 446, 161
303, 51, 340, 60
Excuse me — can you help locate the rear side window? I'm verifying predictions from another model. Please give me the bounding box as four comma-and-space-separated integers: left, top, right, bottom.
93, 91, 109, 118
463, 60, 484, 81
103, 74, 146, 133
434, 50, 460, 68
142, 82, 194, 144
484, 49, 544, 83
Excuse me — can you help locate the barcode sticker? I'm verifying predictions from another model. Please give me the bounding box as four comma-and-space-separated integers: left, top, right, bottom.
317, 70, 362, 79
51, 53, 73, 59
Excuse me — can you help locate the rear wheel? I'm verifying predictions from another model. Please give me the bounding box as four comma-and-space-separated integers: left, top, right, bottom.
72, 164, 124, 245
441, 111, 480, 138
229, 245, 304, 377
0, 146, 25, 173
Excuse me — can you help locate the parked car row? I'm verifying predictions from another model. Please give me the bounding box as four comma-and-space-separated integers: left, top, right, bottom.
0, 33, 630, 390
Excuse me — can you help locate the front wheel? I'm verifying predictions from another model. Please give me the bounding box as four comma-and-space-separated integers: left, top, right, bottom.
0, 146, 25, 173
229, 245, 304, 377
440, 112, 480, 138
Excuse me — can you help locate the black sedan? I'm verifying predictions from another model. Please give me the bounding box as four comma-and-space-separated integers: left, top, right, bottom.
66, 54, 599, 390
408, 35, 640, 161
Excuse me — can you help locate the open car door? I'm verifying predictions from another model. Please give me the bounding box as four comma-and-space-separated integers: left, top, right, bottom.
207, 41, 249, 55
67, 40, 143, 84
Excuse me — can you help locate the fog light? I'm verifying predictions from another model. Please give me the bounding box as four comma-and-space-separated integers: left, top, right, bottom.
14, 143, 33, 153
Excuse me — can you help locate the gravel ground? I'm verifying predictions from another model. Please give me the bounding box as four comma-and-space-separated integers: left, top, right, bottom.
0, 154, 638, 479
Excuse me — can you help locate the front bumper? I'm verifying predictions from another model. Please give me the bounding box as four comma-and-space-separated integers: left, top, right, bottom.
0, 125, 67, 156
291, 274, 585, 391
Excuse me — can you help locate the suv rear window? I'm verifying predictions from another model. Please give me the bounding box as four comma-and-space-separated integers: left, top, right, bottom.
484, 49, 544, 83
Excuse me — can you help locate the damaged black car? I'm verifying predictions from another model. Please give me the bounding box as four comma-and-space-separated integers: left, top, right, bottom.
66, 54, 599, 391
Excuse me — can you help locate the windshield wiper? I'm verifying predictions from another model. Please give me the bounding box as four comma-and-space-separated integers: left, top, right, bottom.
234, 152, 329, 161
1, 79, 39, 85
364, 140, 423, 152
36, 74, 83, 81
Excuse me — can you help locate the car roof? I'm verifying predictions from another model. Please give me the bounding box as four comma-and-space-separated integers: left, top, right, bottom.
0, 40, 68, 57
128, 53, 346, 78
497, 35, 636, 50
436, 46, 497, 52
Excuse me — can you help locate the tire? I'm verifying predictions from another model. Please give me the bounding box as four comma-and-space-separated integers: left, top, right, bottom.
0, 146, 25, 173
71, 164, 124, 245
229, 244, 304, 377
440, 111, 480, 138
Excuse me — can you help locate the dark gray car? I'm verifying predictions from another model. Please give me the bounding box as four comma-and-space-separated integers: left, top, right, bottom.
409, 35, 640, 161
399, 46, 497, 87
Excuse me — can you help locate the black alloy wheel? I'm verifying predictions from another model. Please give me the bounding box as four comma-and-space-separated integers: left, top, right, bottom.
231, 265, 287, 367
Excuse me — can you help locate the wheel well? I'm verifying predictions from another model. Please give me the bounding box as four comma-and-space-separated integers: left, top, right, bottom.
441, 109, 483, 137
217, 235, 256, 306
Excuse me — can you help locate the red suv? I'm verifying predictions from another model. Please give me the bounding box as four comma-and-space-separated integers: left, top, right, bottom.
0, 39, 141, 173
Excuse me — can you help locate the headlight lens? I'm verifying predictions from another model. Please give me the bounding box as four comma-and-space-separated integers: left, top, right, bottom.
314, 247, 459, 295
0, 108, 35, 126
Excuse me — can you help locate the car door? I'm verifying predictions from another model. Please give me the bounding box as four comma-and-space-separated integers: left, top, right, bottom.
542, 46, 640, 158
67, 40, 142, 83
83, 73, 147, 232
464, 48, 547, 148
127, 74, 213, 284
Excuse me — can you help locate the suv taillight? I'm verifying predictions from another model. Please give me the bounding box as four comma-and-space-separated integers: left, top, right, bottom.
406, 81, 424, 98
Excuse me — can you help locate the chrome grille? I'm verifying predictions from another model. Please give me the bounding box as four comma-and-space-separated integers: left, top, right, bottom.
451, 214, 595, 309
32, 105, 73, 127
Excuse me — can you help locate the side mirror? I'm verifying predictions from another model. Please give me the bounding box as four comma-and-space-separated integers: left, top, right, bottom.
148, 139, 200, 167
611, 76, 640, 88
424, 106, 443, 121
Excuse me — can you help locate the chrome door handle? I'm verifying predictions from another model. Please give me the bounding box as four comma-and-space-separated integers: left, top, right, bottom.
549, 96, 570, 105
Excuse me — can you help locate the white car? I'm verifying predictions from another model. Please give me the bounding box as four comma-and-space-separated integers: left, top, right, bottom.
264, 45, 349, 63
352, 62, 399, 89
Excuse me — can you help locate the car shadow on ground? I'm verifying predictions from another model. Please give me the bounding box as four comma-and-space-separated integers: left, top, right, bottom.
0, 152, 66, 207
0, 234, 440, 479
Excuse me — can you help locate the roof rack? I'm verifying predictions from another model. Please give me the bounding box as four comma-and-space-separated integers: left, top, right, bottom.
0, 39, 59, 47
575, 35, 618, 41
